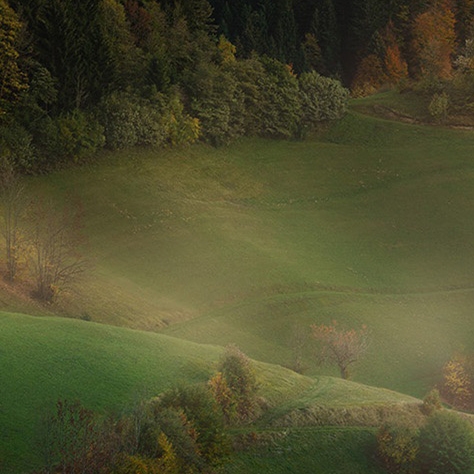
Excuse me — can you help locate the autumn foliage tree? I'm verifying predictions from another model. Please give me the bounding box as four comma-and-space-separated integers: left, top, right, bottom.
351, 54, 388, 97
0, 0, 28, 115
441, 352, 474, 409
311, 320, 369, 379
412, 0, 456, 79
376, 422, 419, 474
209, 345, 261, 425
382, 21, 408, 85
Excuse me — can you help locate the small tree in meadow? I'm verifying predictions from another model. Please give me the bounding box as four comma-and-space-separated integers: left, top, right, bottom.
209, 345, 261, 424
428, 92, 449, 123
311, 320, 369, 379
441, 352, 473, 409
421, 388, 443, 416
27, 198, 87, 302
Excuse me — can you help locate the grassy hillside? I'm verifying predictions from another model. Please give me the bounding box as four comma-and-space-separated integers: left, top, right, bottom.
2, 103, 474, 470
0, 312, 418, 472
0, 109, 469, 403
221, 427, 384, 474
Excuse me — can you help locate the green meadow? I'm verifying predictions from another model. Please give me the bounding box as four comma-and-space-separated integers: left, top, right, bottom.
3, 97, 474, 471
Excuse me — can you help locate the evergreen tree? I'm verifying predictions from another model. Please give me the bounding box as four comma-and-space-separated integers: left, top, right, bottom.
33, 0, 113, 111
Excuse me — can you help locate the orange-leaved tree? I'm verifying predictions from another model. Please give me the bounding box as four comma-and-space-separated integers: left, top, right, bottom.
412, 0, 456, 79
311, 320, 369, 379
382, 21, 408, 85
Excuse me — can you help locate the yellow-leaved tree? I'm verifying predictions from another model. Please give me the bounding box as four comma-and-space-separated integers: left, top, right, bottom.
0, 0, 28, 115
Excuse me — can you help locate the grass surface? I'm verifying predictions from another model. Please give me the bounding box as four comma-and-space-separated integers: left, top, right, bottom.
2, 98, 474, 470
0, 312, 416, 472
220, 427, 384, 474
9, 108, 474, 401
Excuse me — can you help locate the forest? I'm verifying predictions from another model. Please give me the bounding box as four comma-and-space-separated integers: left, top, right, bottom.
2, 0, 474, 174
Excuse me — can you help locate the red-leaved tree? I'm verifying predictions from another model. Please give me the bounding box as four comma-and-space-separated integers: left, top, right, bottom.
412, 1, 456, 79
311, 320, 369, 379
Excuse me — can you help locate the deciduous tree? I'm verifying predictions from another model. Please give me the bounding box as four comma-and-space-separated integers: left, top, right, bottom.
0, 159, 26, 281
441, 352, 473, 408
376, 422, 419, 474
211, 345, 261, 424
311, 320, 369, 379
27, 197, 87, 302
0, 0, 28, 115
412, 0, 456, 79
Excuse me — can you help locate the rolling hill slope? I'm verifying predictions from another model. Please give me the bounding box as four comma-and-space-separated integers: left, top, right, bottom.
0, 109, 471, 401
0, 312, 419, 472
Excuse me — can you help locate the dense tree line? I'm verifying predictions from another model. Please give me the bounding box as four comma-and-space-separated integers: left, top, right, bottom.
2, 0, 474, 173
0, 0, 349, 174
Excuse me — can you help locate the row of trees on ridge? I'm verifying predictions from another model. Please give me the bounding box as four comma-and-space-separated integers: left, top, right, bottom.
0, 0, 349, 175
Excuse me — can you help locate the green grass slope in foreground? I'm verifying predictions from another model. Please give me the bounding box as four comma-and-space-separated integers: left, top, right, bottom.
221, 428, 384, 474
14, 108, 474, 400
0, 312, 418, 473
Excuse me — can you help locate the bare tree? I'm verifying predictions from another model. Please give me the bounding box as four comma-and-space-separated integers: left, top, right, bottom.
27, 197, 87, 302
311, 320, 370, 379
0, 159, 27, 281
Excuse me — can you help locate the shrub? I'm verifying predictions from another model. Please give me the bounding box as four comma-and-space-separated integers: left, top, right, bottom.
418, 410, 474, 474
298, 71, 349, 130
421, 388, 443, 416
376, 422, 419, 473
156, 384, 230, 466
428, 92, 449, 123
100, 91, 199, 149
211, 345, 261, 425
99, 92, 164, 149
162, 93, 200, 147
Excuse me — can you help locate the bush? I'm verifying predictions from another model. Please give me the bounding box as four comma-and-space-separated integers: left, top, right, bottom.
210, 345, 261, 425
100, 91, 199, 149
299, 71, 349, 129
99, 92, 164, 149
418, 410, 474, 474
156, 384, 230, 466
162, 93, 200, 147
376, 422, 419, 473
421, 388, 443, 416
428, 92, 449, 123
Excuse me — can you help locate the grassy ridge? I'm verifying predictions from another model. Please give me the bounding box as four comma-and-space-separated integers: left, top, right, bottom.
0, 312, 417, 472
0, 313, 224, 472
